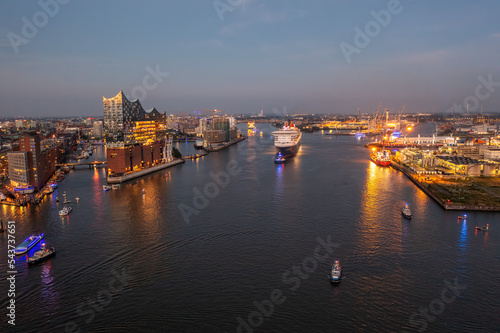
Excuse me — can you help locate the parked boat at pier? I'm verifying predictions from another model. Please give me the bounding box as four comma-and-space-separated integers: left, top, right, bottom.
370, 150, 391, 166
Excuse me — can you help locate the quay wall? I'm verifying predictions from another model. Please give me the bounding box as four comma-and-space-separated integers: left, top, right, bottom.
107, 159, 184, 184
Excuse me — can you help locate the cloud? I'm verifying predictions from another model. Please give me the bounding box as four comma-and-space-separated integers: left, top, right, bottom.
218, 5, 307, 37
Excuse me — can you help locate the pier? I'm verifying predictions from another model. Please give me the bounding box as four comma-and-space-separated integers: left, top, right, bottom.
203, 136, 246, 152
182, 152, 208, 160
107, 159, 185, 184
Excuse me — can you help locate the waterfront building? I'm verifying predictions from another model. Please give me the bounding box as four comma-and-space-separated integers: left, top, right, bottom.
436, 155, 499, 176
103, 91, 173, 175
7, 135, 65, 191
103, 91, 167, 147
7, 151, 30, 187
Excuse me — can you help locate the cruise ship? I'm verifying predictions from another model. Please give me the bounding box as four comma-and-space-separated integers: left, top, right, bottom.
272, 122, 301, 163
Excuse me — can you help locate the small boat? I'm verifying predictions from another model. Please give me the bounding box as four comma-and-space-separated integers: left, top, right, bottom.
56, 197, 59, 202
458, 214, 467, 220
75, 197, 80, 202
475, 224, 489, 231
0, 220, 4, 233
329, 260, 342, 283
103, 185, 112, 191
59, 206, 72, 216
142, 188, 146, 194
28, 245, 56, 265
112, 185, 120, 190
14, 233, 44, 255
274, 152, 286, 164
402, 203, 412, 219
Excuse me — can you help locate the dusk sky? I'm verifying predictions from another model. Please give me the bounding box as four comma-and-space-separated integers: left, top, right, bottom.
1, 0, 499, 117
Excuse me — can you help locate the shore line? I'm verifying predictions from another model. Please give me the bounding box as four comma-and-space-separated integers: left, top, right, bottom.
390, 161, 500, 211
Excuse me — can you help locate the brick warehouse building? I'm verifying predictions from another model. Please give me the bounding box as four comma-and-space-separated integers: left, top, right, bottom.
106, 141, 165, 175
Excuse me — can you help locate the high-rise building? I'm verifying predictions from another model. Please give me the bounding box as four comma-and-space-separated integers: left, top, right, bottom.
103, 91, 166, 147
7, 151, 30, 187
7, 135, 64, 191
103, 91, 170, 175
93, 121, 103, 138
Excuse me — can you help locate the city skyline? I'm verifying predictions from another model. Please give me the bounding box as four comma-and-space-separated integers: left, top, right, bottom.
1, 1, 500, 117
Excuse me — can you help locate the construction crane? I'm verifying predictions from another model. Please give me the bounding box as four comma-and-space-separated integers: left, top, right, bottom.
196, 109, 222, 119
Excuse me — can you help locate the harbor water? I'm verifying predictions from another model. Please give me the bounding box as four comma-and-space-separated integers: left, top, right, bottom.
1, 123, 499, 332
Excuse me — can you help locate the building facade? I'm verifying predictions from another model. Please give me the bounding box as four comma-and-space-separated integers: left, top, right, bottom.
7, 135, 65, 191
103, 91, 167, 147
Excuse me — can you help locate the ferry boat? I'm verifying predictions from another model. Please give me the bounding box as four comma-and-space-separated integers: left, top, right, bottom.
329, 260, 342, 283
402, 203, 412, 219
272, 121, 301, 162
370, 150, 391, 166
14, 233, 44, 255
28, 245, 56, 265
14, 185, 35, 194
194, 139, 204, 149
59, 206, 72, 216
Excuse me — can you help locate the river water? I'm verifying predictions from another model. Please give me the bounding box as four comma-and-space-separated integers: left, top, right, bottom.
1, 123, 499, 332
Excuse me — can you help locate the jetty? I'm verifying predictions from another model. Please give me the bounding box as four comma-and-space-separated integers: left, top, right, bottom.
107, 159, 184, 184
204, 136, 245, 152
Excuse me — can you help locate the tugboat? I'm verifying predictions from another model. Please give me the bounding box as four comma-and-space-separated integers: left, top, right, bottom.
59, 206, 72, 216
28, 245, 56, 265
274, 152, 286, 164
402, 203, 412, 219
329, 260, 342, 283
475, 224, 489, 231
14, 233, 44, 255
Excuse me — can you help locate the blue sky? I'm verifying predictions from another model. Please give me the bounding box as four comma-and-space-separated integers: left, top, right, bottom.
1, 0, 499, 117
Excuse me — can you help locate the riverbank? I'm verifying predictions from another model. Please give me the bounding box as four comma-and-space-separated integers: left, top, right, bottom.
391, 161, 500, 211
